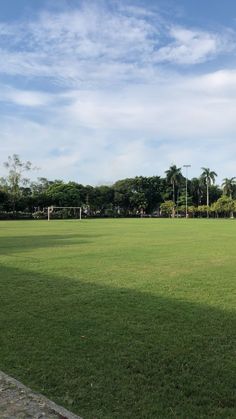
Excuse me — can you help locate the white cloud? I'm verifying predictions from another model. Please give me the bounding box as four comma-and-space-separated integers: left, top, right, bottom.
0, 3, 236, 185
0, 5, 233, 88
1, 66, 236, 184
0, 85, 53, 106
59, 69, 236, 141
0, 5, 158, 86
154, 26, 233, 64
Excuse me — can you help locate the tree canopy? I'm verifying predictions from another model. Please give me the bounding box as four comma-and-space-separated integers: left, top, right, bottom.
0, 156, 235, 218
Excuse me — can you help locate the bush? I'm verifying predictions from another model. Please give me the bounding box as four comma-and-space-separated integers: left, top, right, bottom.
160, 201, 175, 217
32, 211, 47, 220
0, 211, 33, 220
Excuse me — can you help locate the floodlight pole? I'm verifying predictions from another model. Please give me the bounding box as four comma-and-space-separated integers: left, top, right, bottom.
183, 165, 191, 218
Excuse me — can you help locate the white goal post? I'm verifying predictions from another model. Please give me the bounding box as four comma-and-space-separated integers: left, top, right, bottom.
47, 206, 82, 221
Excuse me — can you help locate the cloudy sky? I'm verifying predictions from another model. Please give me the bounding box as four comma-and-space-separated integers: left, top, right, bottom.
0, 0, 236, 184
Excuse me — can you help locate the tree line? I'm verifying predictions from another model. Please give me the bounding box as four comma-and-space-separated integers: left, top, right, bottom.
0, 155, 236, 219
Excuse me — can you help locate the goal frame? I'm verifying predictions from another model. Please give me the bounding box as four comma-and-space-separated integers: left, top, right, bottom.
47, 206, 82, 221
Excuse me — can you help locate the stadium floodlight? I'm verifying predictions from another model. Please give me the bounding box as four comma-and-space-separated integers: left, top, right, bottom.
47, 206, 82, 221
183, 165, 191, 218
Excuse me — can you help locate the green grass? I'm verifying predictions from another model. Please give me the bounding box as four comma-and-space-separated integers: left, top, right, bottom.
0, 219, 235, 418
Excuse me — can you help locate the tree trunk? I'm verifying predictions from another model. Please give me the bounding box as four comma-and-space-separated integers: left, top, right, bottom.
207, 183, 209, 218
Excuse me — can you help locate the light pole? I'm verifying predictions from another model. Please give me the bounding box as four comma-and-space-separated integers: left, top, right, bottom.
183, 165, 191, 218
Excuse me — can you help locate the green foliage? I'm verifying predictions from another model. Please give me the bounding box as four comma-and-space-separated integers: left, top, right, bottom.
187, 205, 197, 217
197, 205, 210, 216
200, 167, 217, 187
177, 191, 192, 207
0, 211, 32, 219
113, 176, 163, 215
222, 177, 236, 198
190, 177, 203, 206
32, 210, 47, 220
160, 200, 174, 217
212, 196, 235, 217
165, 165, 183, 203
1, 154, 35, 210
0, 189, 11, 211
0, 155, 234, 218
46, 182, 83, 207
200, 167, 218, 209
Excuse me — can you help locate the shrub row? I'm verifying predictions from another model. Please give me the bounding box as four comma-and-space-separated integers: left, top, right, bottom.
0, 211, 33, 220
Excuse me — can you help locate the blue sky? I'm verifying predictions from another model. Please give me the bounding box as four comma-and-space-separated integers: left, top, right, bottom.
1, 0, 236, 184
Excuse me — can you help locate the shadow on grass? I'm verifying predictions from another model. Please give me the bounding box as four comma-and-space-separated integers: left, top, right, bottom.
0, 234, 99, 255
0, 265, 235, 419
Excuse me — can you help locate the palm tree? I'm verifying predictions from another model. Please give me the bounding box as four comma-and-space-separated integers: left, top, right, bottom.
165, 165, 182, 205
222, 177, 236, 199
190, 177, 204, 206
200, 167, 217, 217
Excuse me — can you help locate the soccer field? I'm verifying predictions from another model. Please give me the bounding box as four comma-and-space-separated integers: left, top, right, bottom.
0, 219, 235, 418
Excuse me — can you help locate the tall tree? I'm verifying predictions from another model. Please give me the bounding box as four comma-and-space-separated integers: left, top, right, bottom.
214, 196, 235, 218
2, 154, 35, 210
190, 177, 203, 206
222, 177, 236, 199
200, 168, 217, 216
165, 165, 182, 205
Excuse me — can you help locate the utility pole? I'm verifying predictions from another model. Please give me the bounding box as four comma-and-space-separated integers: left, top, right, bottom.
183, 165, 191, 218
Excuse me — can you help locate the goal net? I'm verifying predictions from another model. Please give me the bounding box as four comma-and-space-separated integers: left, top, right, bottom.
47, 206, 82, 221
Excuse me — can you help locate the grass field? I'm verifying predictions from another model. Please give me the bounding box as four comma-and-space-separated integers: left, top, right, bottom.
0, 219, 235, 418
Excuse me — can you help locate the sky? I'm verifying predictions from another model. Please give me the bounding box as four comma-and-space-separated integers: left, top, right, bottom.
0, 0, 236, 185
